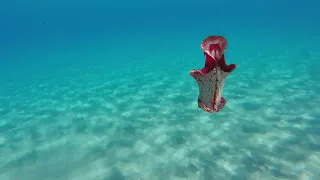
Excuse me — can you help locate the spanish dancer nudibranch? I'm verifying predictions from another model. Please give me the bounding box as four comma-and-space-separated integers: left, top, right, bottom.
190, 36, 237, 113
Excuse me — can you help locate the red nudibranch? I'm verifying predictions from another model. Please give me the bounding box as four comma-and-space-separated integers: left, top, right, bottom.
190, 36, 236, 113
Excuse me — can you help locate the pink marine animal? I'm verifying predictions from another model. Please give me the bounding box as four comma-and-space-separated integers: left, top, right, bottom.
190, 36, 236, 113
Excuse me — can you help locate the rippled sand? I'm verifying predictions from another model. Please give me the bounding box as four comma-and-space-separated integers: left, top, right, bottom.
0, 40, 319, 180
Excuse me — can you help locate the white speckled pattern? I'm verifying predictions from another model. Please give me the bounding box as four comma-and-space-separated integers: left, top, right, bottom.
190, 66, 230, 113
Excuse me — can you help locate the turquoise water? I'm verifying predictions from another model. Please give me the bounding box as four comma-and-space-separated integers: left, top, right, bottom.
1, 1, 320, 179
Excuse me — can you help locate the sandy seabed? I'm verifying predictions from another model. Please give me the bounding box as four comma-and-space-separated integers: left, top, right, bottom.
0, 48, 319, 180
